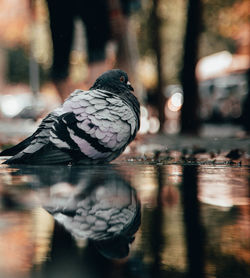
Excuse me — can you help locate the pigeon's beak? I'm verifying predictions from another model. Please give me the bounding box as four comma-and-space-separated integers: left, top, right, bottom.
127, 81, 134, 91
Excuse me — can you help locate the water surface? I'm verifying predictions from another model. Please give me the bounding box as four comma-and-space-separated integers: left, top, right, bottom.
0, 159, 249, 278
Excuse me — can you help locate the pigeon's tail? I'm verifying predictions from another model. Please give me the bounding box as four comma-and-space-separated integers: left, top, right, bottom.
0, 135, 35, 156
3, 143, 72, 165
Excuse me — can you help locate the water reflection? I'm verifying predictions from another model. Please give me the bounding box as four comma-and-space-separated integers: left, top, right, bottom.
0, 162, 249, 278
182, 164, 205, 278
8, 165, 141, 259
44, 169, 141, 260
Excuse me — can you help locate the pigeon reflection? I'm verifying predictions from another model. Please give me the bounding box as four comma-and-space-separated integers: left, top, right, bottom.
28, 165, 141, 260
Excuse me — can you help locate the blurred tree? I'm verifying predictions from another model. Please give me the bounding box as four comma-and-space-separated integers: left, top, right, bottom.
136, 0, 186, 133
138, 0, 186, 85
199, 0, 250, 58
0, 0, 30, 47
180, 0, 202, 134
199, 0, 237, 57
150, 0, 165, 132
0, 0, 30, 88
7, 48, 29, 83
216, 0, 250, 55
241, 69, 250, 132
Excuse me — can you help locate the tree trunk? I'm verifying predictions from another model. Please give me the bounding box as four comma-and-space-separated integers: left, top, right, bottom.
181, 0, 202, 134
151, 0, 165, 132
241, 69, 250, 132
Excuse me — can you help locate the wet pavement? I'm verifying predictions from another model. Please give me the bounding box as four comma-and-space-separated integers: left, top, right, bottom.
0, 156, 249, 278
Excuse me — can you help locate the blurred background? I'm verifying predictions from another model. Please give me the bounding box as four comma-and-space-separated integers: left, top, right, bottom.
0, 0, 249, 142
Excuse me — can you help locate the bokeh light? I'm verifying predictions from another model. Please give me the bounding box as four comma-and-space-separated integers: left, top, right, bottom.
0, 95, 23, 117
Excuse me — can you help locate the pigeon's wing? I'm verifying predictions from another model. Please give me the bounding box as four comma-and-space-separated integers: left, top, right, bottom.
3, 109, 72, 165
50, 89, 139, 162
0, 134, 37, 156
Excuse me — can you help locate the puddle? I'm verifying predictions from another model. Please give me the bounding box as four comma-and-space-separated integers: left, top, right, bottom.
0, 159, 249, 278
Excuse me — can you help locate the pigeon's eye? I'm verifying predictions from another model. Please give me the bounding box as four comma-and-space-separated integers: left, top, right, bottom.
120, 76, 125, 83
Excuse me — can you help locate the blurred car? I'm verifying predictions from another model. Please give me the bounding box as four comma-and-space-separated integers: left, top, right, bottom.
165, 71, 248, 124
199, 72, 248, 123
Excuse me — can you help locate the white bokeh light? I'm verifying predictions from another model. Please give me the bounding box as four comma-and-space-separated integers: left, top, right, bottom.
0, 95, 23, 117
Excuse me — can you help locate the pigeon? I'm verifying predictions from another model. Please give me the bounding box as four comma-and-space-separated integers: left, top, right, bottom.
0, 69, 140, 165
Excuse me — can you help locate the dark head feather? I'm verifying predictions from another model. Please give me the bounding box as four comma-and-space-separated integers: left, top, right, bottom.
90, 69, 133, 93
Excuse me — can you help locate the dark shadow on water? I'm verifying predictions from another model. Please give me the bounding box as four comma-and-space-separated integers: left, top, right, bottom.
32, 222, 115, 278
181, 163, 205, 278
149, 165, 165, 278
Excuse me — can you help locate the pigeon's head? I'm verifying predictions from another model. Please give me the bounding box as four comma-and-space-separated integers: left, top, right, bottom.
90, 69, 134, 94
